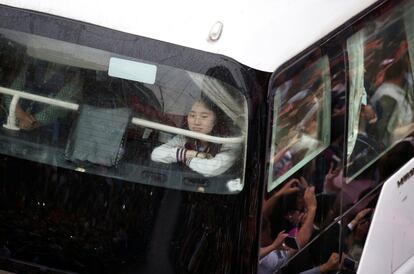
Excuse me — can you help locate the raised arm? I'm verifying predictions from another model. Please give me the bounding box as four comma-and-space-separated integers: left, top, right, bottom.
263, 178, 300, 218
296, 186, 317, 248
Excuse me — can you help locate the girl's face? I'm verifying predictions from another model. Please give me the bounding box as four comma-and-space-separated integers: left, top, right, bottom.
187, 101, 216, 135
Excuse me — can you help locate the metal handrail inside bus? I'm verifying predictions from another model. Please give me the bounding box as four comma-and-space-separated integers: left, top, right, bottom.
0, 86, 244, 144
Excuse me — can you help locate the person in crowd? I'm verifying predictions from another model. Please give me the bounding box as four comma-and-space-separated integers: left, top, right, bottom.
3, 58, 82, 131
151, 96, 239, 177
345, 208, 373, 262
370, 60, 414, 146
259, 179, 317, 274
300, 252, 342, 274
323, 161, 342, 195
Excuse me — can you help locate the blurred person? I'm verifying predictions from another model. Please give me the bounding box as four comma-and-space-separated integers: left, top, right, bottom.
345, 208, 373, 262
4, 59, 83, 130
300, 252, 343, 274
259, 180, 317, 274
370, 60, 414, 146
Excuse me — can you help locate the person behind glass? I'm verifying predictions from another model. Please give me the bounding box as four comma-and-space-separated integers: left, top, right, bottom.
151, 96, 239, 177
259, 179, 318, 274
370, 60, 413, 146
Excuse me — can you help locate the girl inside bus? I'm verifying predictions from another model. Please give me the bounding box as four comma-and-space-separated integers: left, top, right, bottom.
151, 96, 240, 177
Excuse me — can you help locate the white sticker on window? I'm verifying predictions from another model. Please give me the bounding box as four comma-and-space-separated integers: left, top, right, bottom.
108, 57, 157, 84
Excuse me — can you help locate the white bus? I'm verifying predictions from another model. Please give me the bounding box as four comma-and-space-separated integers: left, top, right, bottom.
0, 0, 413, 273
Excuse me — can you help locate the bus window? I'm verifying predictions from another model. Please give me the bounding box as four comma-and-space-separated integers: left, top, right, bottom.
261, 49, 348, 274
346, 0, 414, 180
0, 28, 248, 194
268, 55, 331, 191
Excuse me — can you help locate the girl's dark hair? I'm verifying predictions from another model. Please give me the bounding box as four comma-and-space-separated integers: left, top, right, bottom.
197, 95, 231, 136
185, 95, 232, 156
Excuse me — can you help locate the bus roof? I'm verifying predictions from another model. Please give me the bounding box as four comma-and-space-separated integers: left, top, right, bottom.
0, 0, 378, 72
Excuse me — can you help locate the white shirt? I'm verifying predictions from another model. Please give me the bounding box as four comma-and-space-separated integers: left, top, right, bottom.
151, 135, 240, 177
370, 82, 414, 144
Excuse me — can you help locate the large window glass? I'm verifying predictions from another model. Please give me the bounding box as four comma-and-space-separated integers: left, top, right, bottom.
0, 28, 248, 194
261, 50, 347, 274
268, 56, 331, 191
346, 0, 414, 179
340, 3, 414, 270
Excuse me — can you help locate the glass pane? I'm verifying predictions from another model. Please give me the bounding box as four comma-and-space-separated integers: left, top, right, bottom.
344, 1, 414, 272
346, 0, 414, 180
0, 28, 247, 194
260, 50, 347, 274
268, 56, 331, 191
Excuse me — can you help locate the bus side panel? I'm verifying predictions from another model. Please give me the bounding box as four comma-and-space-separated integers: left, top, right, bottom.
358, 158, 414, 274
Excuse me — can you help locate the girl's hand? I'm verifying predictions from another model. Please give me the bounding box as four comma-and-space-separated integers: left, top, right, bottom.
197, 152, 213, 159
272, 230, 289, 250
185, 150, 198, 158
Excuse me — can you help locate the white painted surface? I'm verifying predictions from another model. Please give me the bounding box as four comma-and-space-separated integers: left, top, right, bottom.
358, 158, 414, 274
0, 0, 377, 72
394, 255, 414, 274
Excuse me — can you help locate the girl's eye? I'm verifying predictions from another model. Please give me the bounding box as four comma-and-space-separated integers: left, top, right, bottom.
201, 115, 209, 119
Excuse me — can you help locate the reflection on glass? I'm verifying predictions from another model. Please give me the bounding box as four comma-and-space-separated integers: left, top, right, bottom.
346, 2, 414, 180
268, 56, 331, 191
0, 28, 248, 194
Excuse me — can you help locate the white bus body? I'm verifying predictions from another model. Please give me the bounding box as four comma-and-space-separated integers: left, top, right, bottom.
0, 0, 377, 72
